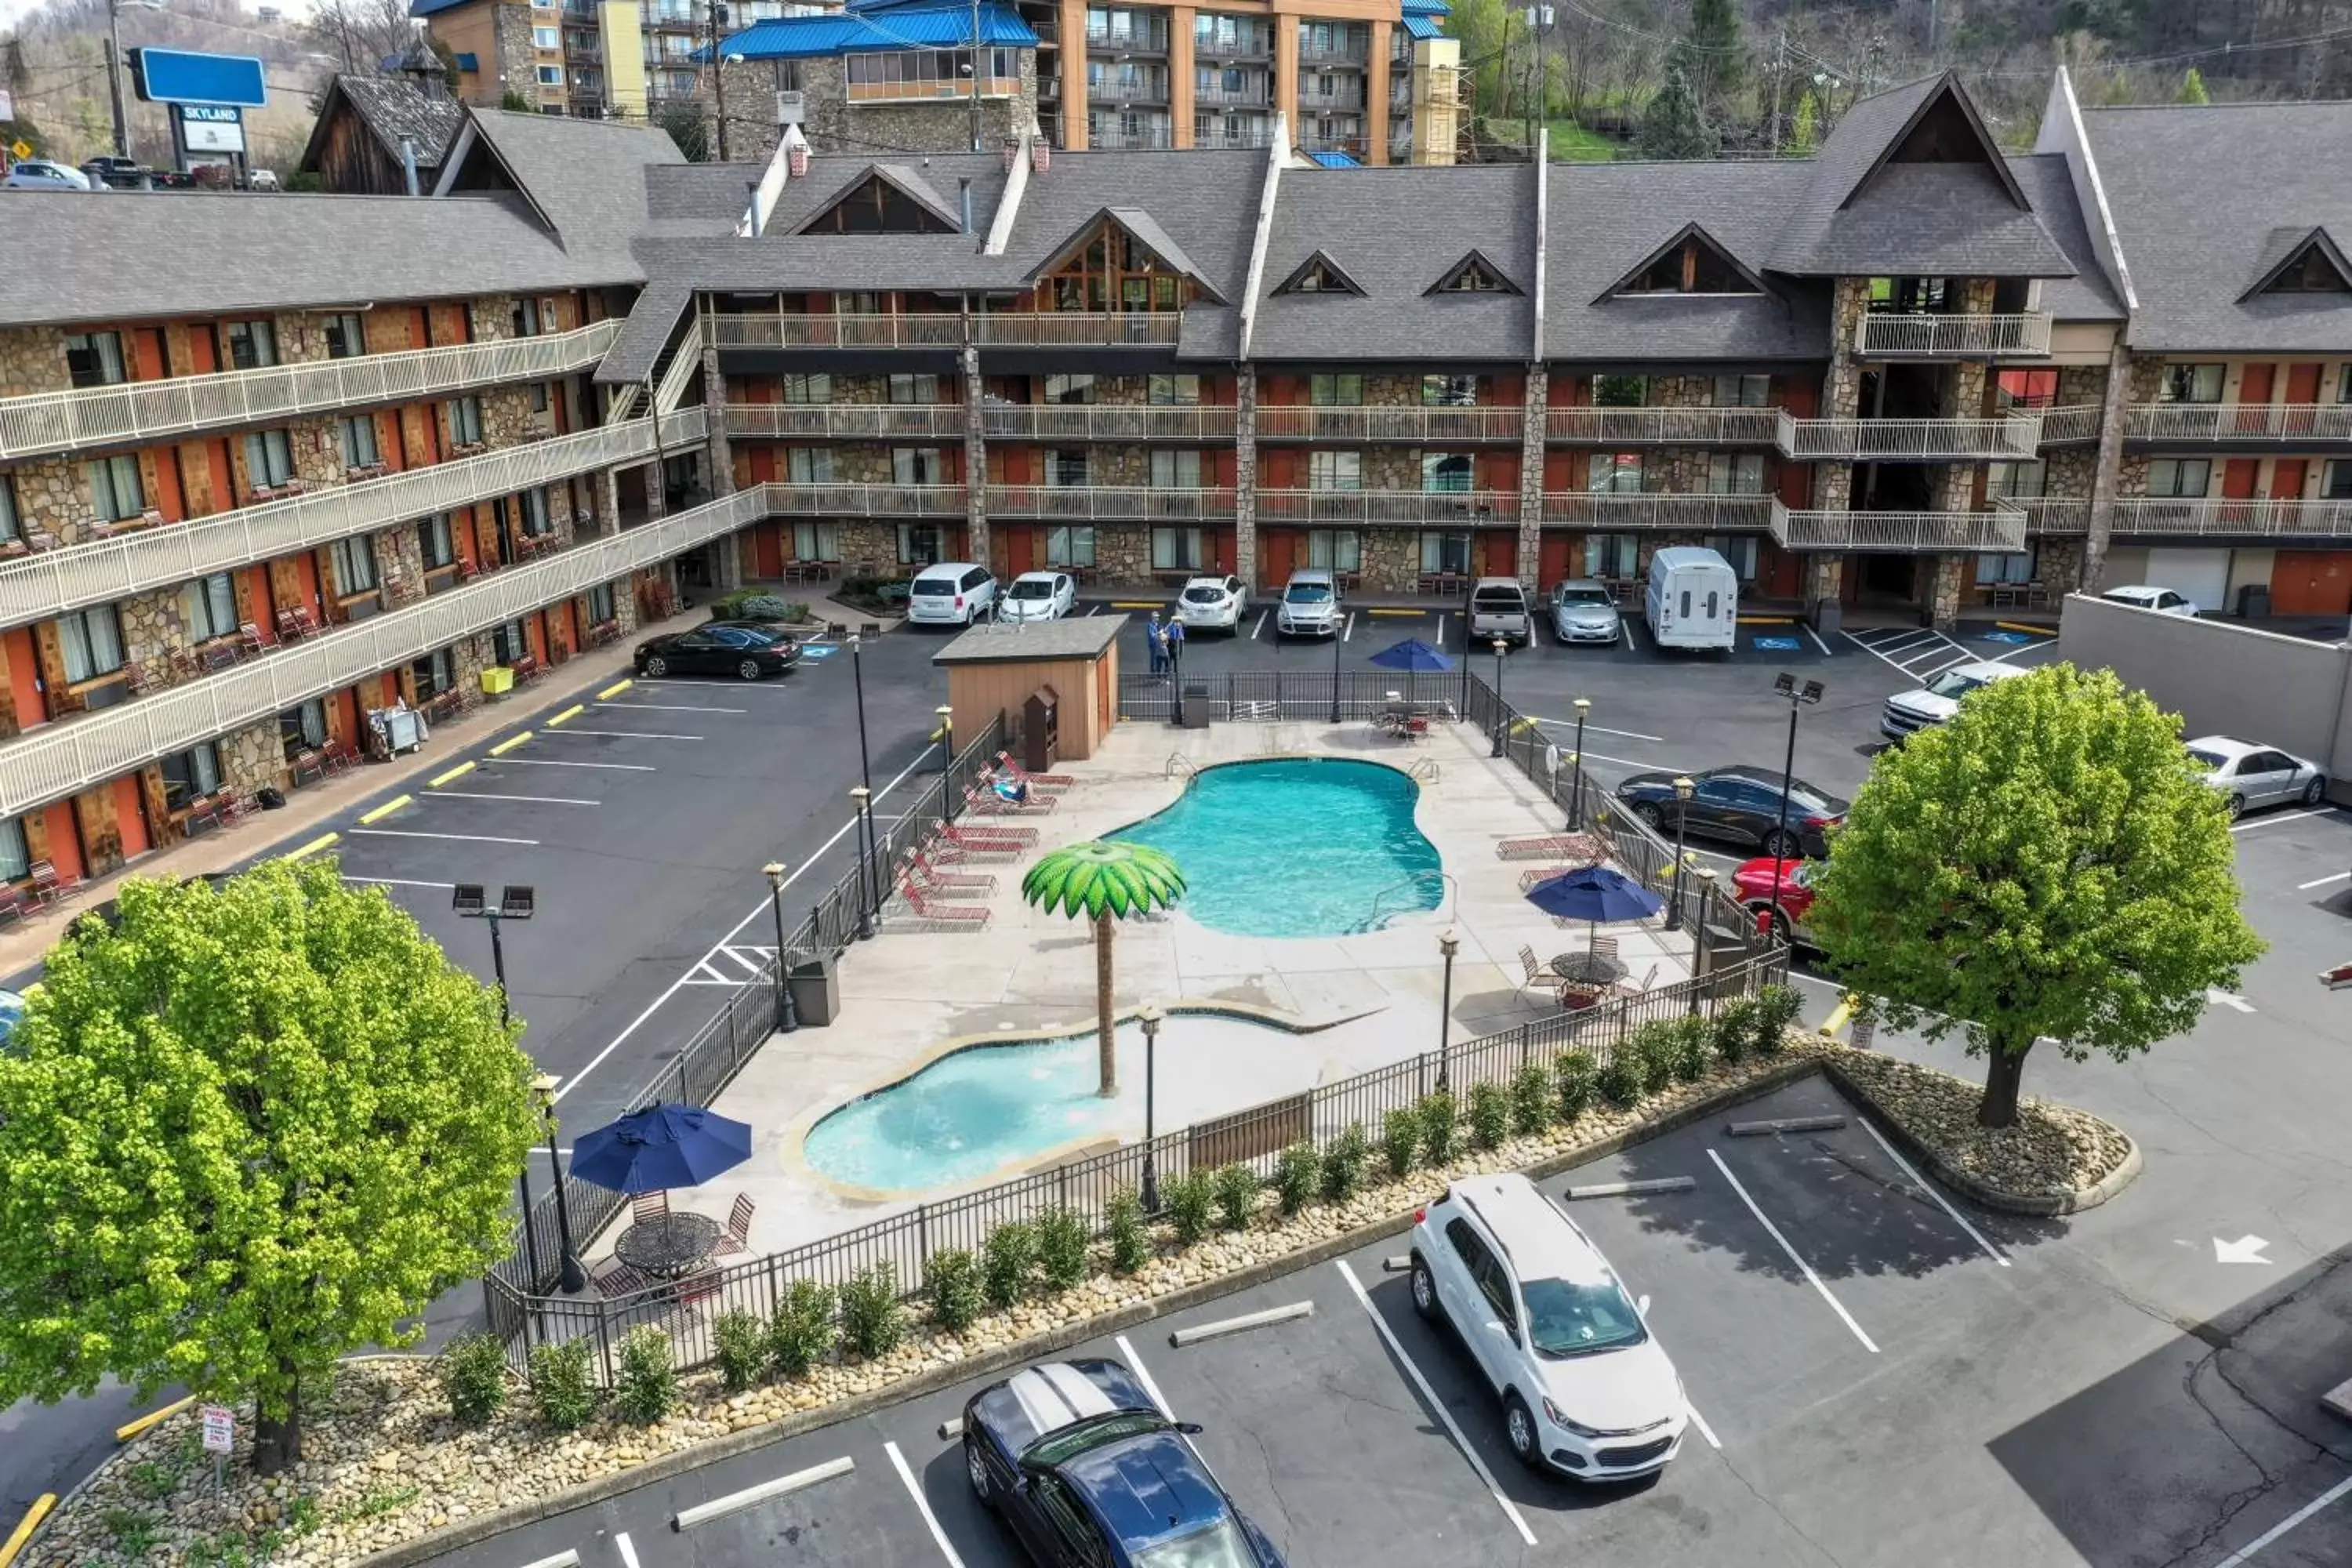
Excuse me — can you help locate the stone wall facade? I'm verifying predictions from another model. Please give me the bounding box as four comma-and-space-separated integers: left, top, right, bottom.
1094, 524, 1151, 582
219, 717, 289, 796
1359, 527, 1419, 593
757, 53, 1042, 165
492, 4, 540, 107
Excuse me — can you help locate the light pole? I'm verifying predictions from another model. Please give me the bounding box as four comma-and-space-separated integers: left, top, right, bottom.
1690, 869, 1717, 1009
1436, 927, 1459, 1091
104, 0, 165, 162
764, 861, 800, 1033
1138, 1003, 1162, 1211
967, 0, 985, 151
849, 786, 878, 938
1766, 673, 1825, 961
453, 883, 535, 1027
1490, 638, 1508, 757
936, 703, 956, 771
849, 633, 880, 916
1569, 697, 1591, 825
1329, 610, 1344, 724
1665, 775, 1694, 931
532, 1073, 587, 1293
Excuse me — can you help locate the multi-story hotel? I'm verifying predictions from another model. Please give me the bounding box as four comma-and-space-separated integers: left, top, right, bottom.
0, 70, 2346, 894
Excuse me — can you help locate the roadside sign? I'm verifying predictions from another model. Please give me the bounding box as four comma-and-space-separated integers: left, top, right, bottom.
200, 1404, 233, 1454
9, 141, 29, 162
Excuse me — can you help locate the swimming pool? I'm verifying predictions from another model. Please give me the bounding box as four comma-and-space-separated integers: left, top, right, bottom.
1111, 757, 1442, 937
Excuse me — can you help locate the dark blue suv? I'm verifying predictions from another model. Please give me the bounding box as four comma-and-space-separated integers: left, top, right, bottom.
963, 1358, 1286, 1566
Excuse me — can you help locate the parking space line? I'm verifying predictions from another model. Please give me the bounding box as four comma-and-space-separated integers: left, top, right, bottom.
546, 728, 704, 741
1251, 609, 1269, 639
1525, 716, 1665, 743
1706, 1149, 1879, 1353
2232, 809, 2335, 833
513, 1552, 579, 1568
1685, 1403, 1722, 1450
1803, 622, 1833, 657
350, 828, 540, 845
1333, 1261, 1539, 1547
427, 790, 600, 807
2299, 870, 2351, 890
1577, 747, 1690, 771
599, 702, 747, 713
345, 876, 457, 890
615, 1532, 640, 1568
2213, 1472, 2352, 1566
1343, 612, 1357, 641
1851, 1116, 2011, 1267
673, 1456, 854, 1530
884, 1442, 967, 1566
499, 757, 656, 771
1113, 1334, 1177, 1419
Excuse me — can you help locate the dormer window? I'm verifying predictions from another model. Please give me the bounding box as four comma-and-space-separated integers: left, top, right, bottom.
2268, 242, 2351, 294
1603, 224, 1766, 300
1276, 251, 1364, 296
1429, 251, 1519, 295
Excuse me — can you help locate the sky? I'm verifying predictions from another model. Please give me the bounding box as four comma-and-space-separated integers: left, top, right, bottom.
0, 0, 320, 34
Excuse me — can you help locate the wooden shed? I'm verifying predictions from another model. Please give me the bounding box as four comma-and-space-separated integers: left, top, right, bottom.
932, 615, 1126, 762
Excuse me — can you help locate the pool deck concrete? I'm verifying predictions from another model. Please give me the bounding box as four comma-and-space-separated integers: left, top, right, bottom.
590, 716, 1697, 1259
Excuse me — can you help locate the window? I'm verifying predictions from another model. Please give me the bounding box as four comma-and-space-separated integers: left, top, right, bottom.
159, 742, 223, 811
534, 24, 560, 45
2159, 364, 2224, 404
1045, 524, 1096, 565
1149, 374, 1201, 405
1152, 526, 1207, 570
2339, 365, 2352, 405
518, 488, 553, 537
1987, 459, 2045, 499
1588, 452, 1643, 493
446, 396, 485, 445
793, 521, 842, 561
183, 572, 238, 641
1308, 450, 1361, 490
1310, 373, 1362, 406
1432, 252, 1512, 293
1419, 530, 1472, 574
323, 313, 365, 358
419, 513, 459, 570
1151, 449, 1203, 488
65, 331, 126, 388
1044, 374, 1097, 405
897, 524, 942, 564
537, 64, 564, 85
225, 319, 277, 371
894, 448, 947, 485
1592, 375, 1646, 408
1044, 449, 1089, 487
410, 647, 457, 699
2267, 244, 2350, 293
490, 617, 531, 666
328, 534, 379, 597
782, 373, 833, 404
2321, 460, 2352, 499
1305, 528, 1359, 570
887, 373, 937, 404
0, 474, 17, 543
243, 429, 296, 488
1583, 532, 1639, 579
2148, 458, 2211, 497
783, 448, 833, 483
339, 415, 380, 469
1713, 374, 1769, 408
57, 604, 125, 683
0, 818, 24, 882
512, 298, 542, 338
1867, 276, 1947, 313
586, 583, 616, 622
1976, 550, 2037, 585
1624, 233, 1754, 294
1994, 368, 2058, 411
88, 454, 144, 521
1422, 375, 1482, 407
1701, 534, 1759, 579
1708, 452, 1766, 493
1422, 452, 1472, 492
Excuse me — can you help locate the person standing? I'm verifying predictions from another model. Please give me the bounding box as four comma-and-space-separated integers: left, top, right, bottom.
1165, 615, 1186, 678
1146, 612, 1167, 677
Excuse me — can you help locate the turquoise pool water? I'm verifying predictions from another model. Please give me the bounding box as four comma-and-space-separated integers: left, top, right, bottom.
1112, 757, 1442, 937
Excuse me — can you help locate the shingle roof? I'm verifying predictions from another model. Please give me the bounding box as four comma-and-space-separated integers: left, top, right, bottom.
441, 107, 682, 274
2080, 100, 2352, 350
299, 74, 463, 178
932, 615, 1126, 663
2005, 153, 2126, 322
597, 279, 695, 385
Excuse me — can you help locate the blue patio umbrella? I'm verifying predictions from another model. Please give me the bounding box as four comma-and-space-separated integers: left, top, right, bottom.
1524, 865, 1665, 959
569, 1103, 753, 1193
1368, 637, 1455, 673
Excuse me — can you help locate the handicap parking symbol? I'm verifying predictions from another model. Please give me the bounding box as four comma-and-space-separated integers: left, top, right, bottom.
1980, 630, 2032, 644
799, 644, 838, 659
1751, 636, 1802, 651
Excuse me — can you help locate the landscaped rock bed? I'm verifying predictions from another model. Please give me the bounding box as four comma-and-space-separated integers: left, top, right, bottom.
1831, 1050, 2138, 1210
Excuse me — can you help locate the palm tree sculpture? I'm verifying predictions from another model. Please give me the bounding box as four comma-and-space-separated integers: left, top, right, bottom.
1021, 840, 1185, 1098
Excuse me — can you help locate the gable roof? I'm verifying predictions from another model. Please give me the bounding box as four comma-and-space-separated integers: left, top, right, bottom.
1023, 205, 1225, 301
1272, 249, 1365, 296
1594, 221, 1768, 301
1429, 248, 1522, 295
436, 107, 682, 271
2240, 225, 2352, 299
793, 162, 967, 234
298, 74, 463, 182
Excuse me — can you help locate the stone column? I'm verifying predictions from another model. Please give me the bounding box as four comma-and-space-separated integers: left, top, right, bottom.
1805, 278, 1871, 626
1170, 5, 1196, 148
1515, 365, 1545, 590
1233, 365, 1258, 587
2085, 341, 2134, 593
702, 332, 733, 499
963, 343, 989, 566
1802, 553, 1842, 608
1366, 20, 1392, 165
1926, 553, 1966, 630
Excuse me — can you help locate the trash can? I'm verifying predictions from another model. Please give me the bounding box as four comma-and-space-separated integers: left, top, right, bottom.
786, 953, 841, 1027
1180, 684, 1212, 728
2238, 583, 2270, 620
1809, 597, 1842, 637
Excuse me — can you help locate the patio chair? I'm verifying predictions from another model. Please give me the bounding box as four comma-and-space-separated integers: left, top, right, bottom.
1495, 833, 1599, 862
630, 1189, 670, 1225
1616, 963, 1660, 998
899, 879, 991, 927
1591, 935, 1621, 964
941, 819, 1039, 849
593, 1258, 652, 1298
909, 848, 996, 893
292, 750, 328, 787
992, 750, 1076, 789
923, 826, 1023, 863
1515, 946, 1555, 1001
27, 861, 82, 908
1517, 866, 1578, 892
713, 1193, 757, 1257
0, 889, 31, 931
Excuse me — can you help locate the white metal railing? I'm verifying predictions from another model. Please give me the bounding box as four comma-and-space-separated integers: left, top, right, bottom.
985, 486, 1237, 521
2034, 405, 2102, 445
724, 404, 969, 441
2108, 498, 2352, 538
1256, 488, 1519, 524
653, 321, 704, 414
1543, 406, 1782, 445
757, 482, 967, 517
1771, 505, 2027, 553
0, 485, 760, 817
2015, 498, 2091, 534
2125, 403, 2352, 444
1192, 80, 1269, 107
1258, 406, 1524, 442
606, 383, 644, 423
1542, 493, 1784, 531
0, 408, 705, 630
1778, 412, 2042, 460
972, 313, 1184, 347
978, 404, 1240, 441
1854, 311, 2053, 358
0, 321, 620, 462
710, 312, 1186, 350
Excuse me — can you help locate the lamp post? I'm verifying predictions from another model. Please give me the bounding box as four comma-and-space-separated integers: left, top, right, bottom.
104, 0, 165, 162
532, 1072, 587, 1294
1766, 673, 1826, 965
849, 786, 877, 938
1569, 697, 1591, 825
453, 883, 535, 1027
1690, 869, 1718, 1010
1436, 927, 1459, 1091
850, 633, 880, 920
936, 703, 956, 771
764, 862, 800, 1033
1665, 775, 1694, 931
1138, 1003, 1162, 1211
1490, 638, 1508, 757
1329, 609, 1345, 724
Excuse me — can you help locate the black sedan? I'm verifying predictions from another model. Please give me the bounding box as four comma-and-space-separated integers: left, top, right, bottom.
632, 621, 800, 681
1614, 766, 1848, 858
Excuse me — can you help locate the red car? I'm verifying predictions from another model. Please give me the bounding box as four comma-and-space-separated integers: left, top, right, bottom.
1732, 856, 1817, 945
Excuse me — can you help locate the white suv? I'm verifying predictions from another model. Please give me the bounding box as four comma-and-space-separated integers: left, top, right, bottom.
1409, 1173, 1686, 1480
907, 562, 998, 625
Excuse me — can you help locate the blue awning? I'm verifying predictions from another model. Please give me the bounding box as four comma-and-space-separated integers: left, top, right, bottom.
1402, 15, 1443, 40
709, 3, 1038, 60
1305, 151, 1363, 169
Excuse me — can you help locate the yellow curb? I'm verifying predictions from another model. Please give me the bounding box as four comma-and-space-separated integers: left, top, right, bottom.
114, 1396, 193, 1443
429, 761, 475, 787
1110, 601, 1163, 609
1737, 615, 1795, 625
0, 1495, 54, 1568
1818, 995, 1859, 1038
546, 704, 585, 727
488, 731, 533, 757
597, 678, 633, 699
1366, 608, 1431, 616
358, 795, 412, 826
282, 833, 339, 862
1995, 620, 2058, 637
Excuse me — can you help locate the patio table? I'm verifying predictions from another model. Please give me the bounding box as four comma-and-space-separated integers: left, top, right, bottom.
612, 1211, 723, 1279
1551, 951, 1628, 988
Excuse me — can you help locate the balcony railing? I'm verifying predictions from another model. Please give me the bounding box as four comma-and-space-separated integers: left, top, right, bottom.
0, 320, 622, 462
759, 482, 968, 517
1853, 311, 2053, 359
724, 404, 969, 441
979, 405, 1238, 441
1193, 34, 1274, 59
1197, 120, 1276, 149
1259, 405, 1524, 443
710, 313, 1185, 350
1086, 126, 1176, 149
0, 408, 706, 630
1192, 80, 1270, 107
0, 484, 761, 818
1544, 406, 1782, 445
974, 313, 1184, 347
2125, 403, 2352, 445
1257, 488, 1519, 524
1297, 84, 1367, 109
2013, 498, 2091, 534
1298, 41, 1370, 64
2108, 497, 2352, 539
985, 486, 1237, 521
845, 74, 1022, 103
1779, 413, 2042, 461
1770, 505, 2027, 553
2034, 405, 2103, 445
1542, 493, 1784, 531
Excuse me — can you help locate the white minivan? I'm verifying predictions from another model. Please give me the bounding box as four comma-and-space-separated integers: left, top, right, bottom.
906, 562, 997, 625
1643, 546, 1739, 652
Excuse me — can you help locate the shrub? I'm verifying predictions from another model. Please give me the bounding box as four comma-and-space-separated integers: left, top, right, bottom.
927, 1248, 983, 1331
1380, 1109, 1420, 1179
1212, 1163, 1261, 1230
1467, 1082, 1511, 1150
1163, 1171, 1216, 1245
1669, 1015, 1712, 1083
1627, 1020, 1680, 1096
1418, 1090, 1459, 1163
1594, 1051, 1643, 1109
613, 1325, 678, 1425
1510, 1065, 1554, 1137
712, 1309, 769, 1393
1753, 984, 1803, 1054
527, 1339, 597, 1432
1036, 1207, 1092, 1291
839, 1262, 905, 1359
768, 1279, 837, 1378
1711, 996, 1759, 1065
1105, 1187, 1150, 1275
437, 1331, 508, 1425
1322, 1123, 1370, 1203
710, 590, 810, 623
1555, 1051, 1598, 1121
1273, 1141, 1321, 1215
982, 1220, 1038, 1308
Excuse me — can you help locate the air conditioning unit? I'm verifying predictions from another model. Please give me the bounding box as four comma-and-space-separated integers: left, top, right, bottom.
775, 89, 805, 124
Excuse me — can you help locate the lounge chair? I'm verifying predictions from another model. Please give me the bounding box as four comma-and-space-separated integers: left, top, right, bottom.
966, 782, 1057, 816
942, 818, 1039, 848
993, 750, 1076, 789
1495, 833, 1602, 862
924, 826, 1023, 863
899, 880, 992, 926
906, 849, 996, 893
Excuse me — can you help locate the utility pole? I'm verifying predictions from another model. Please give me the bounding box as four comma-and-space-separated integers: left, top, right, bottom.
968, 0, 982, 151
1768, 27, 1784, 155
105, 0, 130, 158
708, 0, 729, 159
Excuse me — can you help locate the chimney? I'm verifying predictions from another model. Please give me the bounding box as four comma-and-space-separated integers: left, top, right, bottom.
959, 176, 973, 234
1031, 138, 1049, 176
401, 136, 420, 196
1002, 136, 1018, 172
786, 129, 808, 176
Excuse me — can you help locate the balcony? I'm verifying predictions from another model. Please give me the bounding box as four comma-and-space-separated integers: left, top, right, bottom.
1197, 118, 1275, 149
975, 313, 1183, 347
1297, 83, 1367, 110
710, 313, 1185, 350
724, 404, 968, 441
1853, 311, 2053, 359
0, 320, 621, 462
1779, 413, 2042, 461
1192, 78, 1270, 108
2108, 497, 2352, 539
0, 484, 760, 818
0, 408, 705, 630
1543, 493, 1783, 531
2035, 405, 2103, 445
1083, 27, 1168, 53
979, 405, 1238, 441
985, 486, 1237, 521
1769, 505, 2027, 554
1258, 405, 1523, 443
760, 483, 967, 517
2013, 498, 2091, 535
1544, 406, 1781, 445
1257, 489, 1519, 524
2125, 403, 2352, 447
1298, 40, 1370, 64
1193, 33, 1273, 60
1087, 125, 1176, 149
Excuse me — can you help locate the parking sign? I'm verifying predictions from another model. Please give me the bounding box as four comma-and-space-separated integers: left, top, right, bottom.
201, 1404, 233, 1454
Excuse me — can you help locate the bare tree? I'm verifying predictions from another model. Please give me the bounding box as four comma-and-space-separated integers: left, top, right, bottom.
306, 0, 419, 74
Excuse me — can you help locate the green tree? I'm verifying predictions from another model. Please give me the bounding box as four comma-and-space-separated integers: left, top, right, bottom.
1788, 89, 1820, 154
655, 100, 710, 162
1636, 64, 1716, 161
2177, 67, 2211, 104
1679, 0, 1744, 121
499, 89, 536, 113
1806, 665, 2260, 1127
0, 860, 540, 1472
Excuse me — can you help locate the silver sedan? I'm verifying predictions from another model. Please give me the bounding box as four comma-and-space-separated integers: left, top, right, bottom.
1548, 579, 1624, 644
2187, 735, 2328, 818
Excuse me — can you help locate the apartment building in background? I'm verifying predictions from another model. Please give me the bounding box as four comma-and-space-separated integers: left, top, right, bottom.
411, 0, 820, 118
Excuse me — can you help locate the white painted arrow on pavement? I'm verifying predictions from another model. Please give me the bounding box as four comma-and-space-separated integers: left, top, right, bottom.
2213, 1235, 2273, 1265
2206, 988, 2256, 1014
